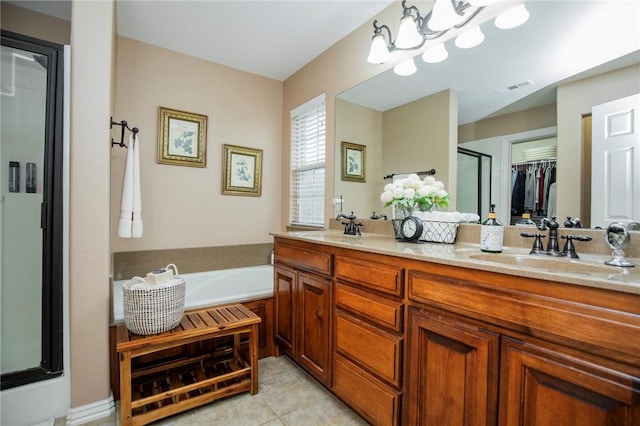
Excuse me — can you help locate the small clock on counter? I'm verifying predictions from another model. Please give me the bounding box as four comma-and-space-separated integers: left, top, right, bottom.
399, 216, 424, 243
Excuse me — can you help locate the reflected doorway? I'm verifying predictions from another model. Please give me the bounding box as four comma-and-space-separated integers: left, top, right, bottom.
457, 147, 492, 220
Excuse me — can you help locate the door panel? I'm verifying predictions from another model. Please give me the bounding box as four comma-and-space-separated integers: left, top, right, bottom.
407, 307, 499, 426
297, 272, 331, 385
274, 265, 296, 354
592, 93, 640, 227
499, 337, 640, 426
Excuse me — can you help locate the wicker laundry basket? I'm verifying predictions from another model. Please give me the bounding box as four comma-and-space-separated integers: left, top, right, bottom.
123, 264, 185, 335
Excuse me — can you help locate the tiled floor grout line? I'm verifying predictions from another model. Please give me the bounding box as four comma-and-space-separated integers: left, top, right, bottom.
56, 356, 365, 426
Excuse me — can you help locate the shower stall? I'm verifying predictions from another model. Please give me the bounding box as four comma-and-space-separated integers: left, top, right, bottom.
0, 31, 64, 393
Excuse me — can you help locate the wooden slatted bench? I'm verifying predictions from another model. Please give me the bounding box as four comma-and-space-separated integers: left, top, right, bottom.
116, 303, 261, 426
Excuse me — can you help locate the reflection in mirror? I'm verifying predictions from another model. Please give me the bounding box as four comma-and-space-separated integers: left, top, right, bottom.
334, 1, 640, 227
604, 222, 634, 267
457, 148, 491, 220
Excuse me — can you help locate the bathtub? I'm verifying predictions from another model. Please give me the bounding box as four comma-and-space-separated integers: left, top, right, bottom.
112, 265, 274, 322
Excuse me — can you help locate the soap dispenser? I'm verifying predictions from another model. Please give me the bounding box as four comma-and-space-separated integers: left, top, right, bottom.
481, 204, 503, 253
515, 212, 536, 227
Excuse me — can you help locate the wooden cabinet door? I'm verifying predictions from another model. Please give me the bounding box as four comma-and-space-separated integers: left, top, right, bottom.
499, 337, 640, 426
297, 272, 332, 385
243, 298, 273, 359
274, 265, 296, 355
407, 306, 499, 426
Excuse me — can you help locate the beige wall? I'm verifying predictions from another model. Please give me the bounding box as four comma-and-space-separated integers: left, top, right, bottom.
458, 103, 557, 144
382, 90, 458, 210
334, 99, 383, 218
282, 3, 402, 228
111, 37, 283, 252
69, 0, 114, 408
556, 64, 640, 223
0, 3, 70, 45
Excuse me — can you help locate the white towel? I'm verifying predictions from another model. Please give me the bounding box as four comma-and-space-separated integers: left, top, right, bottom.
131, 134, 143, 238
117, 133, 143, 238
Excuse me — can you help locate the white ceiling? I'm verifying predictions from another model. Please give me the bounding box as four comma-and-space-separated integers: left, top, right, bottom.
9, 0, 640, 123
8, 0, 394, 80
338, 0, 640, 124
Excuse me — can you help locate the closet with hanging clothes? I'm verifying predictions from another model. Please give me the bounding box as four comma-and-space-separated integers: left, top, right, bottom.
511, 160, 557, 225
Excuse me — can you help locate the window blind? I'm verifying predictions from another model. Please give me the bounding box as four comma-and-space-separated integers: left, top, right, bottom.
290, 93, 326, 227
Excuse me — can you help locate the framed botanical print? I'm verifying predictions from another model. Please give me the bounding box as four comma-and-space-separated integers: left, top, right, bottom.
158, 107, 207, 167
222, 144, 263, 196
341, 141, 366, 182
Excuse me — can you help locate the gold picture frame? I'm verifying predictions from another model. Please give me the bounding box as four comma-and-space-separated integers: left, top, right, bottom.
158, 107, 207, 167
222, 144, 263, 196
341, 141, 366, 182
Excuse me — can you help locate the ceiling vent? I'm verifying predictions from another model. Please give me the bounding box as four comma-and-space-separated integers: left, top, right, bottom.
494, 80, 533, 94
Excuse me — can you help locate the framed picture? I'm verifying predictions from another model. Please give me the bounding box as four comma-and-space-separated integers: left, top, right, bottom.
341, 141, 366, 182
222, 144, 263, 196
158, 107, 207, 167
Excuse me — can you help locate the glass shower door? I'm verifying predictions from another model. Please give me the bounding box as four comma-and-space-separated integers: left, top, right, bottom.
1, 45, 46, 375
1, 32, 63, 390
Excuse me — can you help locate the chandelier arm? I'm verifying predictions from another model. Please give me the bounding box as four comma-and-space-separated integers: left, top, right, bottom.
453, 4, 484, 29
373, 20, 396, 49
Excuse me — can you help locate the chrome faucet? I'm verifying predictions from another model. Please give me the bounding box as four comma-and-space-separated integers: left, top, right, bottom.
336, 211, 363, 236
538, 216, 564, 256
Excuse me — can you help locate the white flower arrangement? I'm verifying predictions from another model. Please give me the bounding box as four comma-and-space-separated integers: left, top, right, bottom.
380, 174, 450, 214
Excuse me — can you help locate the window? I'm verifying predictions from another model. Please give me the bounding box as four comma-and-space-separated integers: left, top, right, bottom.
290, 93, 326, 227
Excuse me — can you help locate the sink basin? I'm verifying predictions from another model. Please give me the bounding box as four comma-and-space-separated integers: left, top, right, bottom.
468, 253, 618, 274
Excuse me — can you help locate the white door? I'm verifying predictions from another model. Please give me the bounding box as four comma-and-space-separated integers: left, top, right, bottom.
591, 93, 640, 228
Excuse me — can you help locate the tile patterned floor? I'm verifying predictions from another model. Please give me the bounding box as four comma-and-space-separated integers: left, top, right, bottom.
66, 356, 366, 426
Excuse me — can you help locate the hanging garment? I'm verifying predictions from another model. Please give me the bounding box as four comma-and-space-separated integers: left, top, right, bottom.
524, 165, 536, 212
511, 167, 526, 215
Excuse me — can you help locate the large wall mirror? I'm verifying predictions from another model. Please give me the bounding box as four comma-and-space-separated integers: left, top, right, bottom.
334, 1, 640, 228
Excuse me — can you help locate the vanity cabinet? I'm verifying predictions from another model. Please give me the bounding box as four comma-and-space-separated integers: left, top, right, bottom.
406, 264, 640, 426
274, 240, 332, 386
333, 255, 404, 426
272, 234, 640, 426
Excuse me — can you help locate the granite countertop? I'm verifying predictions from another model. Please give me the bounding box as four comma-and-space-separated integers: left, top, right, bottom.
272, 230, 640, 296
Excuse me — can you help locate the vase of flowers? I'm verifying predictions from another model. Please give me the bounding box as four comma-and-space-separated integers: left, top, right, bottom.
380, 174, 450, 239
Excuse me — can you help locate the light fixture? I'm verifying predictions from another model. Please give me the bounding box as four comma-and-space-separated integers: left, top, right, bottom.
394, 57, 418, 76
495, 4, 530, 29
367, 33, 390, 64
396, 14, 423, 48
428, 0, 464, 32
422, 44, 449, 63
366, 0, 531, 76
455, 26, 485, 49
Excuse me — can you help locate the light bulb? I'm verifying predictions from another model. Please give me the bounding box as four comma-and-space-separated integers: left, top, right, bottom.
396, 15, 423, 48
495, 4, 530, 29
455, 26, 485, 49
367, 34, 390, 64
428, 0, 463, 32
422, 44, 448, 63
393, 57, 417, 76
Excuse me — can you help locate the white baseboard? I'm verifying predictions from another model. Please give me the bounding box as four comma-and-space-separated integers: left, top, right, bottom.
65, 392, 115, 425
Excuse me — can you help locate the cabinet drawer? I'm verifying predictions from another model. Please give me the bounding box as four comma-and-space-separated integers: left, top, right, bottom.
334, 354, 400, 426
275, 242, 332, 275
335, 311, 402, 388
335, 282, 403, 333
335, 255, 403, 297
